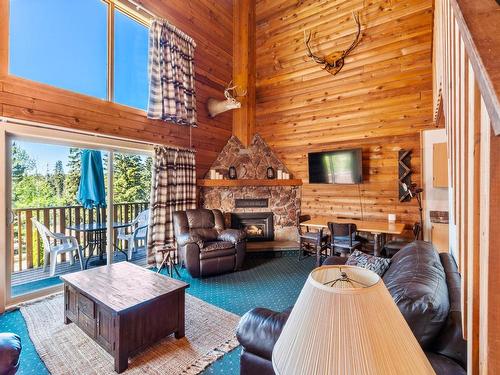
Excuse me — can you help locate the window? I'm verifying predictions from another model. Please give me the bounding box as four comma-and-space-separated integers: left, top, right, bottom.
8, 0, 149, 110
9, 0, 108, 98
114, 9, 149, 110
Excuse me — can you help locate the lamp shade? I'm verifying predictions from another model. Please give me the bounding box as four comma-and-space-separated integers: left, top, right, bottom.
272, 266, 435, 375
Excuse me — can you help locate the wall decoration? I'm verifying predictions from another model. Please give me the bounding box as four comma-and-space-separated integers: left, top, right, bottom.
304, 12, 362, 76
207, 81, 247, 118
398, 150, 412, 202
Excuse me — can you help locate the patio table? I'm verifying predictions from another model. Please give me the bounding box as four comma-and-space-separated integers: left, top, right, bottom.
67, 222, 132, 269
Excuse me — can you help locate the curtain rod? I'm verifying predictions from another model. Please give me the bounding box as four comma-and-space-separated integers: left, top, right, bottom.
0, 117, 196, 153
123, 0, 158, 20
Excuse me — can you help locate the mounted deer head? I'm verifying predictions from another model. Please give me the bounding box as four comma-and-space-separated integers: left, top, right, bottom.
304, 12, 362, 76
207, 81, 247, 118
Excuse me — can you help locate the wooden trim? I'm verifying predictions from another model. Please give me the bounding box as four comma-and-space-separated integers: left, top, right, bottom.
2, 121, 154, 154
478, 97, 491, 374
107, 1, 115, 102
448, 0, 500, 134
197, 179, 302, 187
466, 65, 480, 375
111, 0, 152, 27
0, 127, 7, 312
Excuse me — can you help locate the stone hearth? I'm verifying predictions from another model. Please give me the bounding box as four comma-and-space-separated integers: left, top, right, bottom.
199, 134, 300, 242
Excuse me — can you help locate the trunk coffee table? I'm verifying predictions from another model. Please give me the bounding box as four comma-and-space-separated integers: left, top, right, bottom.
60, 262, 189, 373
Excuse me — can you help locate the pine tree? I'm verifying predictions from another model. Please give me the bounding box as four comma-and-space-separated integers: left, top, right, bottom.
12, 142, 35, 181
64, 148, 82, 205
141, 156, 153, 201
53, 160, 65, 198
113, 153, 145, 203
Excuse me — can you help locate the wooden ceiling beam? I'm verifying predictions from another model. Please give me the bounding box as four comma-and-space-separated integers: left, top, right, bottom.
232, 0, 256, 147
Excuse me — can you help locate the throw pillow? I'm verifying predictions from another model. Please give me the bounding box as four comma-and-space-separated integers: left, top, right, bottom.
345, 250, 390, 277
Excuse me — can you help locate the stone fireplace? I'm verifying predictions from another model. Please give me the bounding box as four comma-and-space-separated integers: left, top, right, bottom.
199, 134, 301, 242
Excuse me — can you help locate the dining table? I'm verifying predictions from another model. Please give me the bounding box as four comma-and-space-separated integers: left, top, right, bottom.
299, 216, 406, 258
67, 222, 133, 269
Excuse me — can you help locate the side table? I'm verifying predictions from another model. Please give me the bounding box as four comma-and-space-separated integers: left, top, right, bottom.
157, 247, 181, 278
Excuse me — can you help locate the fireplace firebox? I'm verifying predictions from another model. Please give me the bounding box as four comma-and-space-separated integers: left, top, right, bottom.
231, 212, 274, 242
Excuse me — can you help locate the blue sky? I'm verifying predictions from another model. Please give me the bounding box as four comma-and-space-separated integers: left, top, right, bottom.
9, 0, 149, 109
15, 140, 71, 173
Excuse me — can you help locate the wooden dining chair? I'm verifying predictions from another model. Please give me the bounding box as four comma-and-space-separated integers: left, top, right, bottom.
383, 222, 421, 258
298, 215, 329, 264
327, 222, 362, 258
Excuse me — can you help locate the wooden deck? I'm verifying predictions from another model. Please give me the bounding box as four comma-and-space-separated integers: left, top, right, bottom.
11, 248, 148, 296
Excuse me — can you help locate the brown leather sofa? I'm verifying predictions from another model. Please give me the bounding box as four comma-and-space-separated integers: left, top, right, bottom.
0, 332, 21, 374
236, 241, 466, 375
173, 209, 246, 278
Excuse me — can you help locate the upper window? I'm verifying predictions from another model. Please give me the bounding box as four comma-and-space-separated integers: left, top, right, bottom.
9, 0, 149, 110
114, 9, 149, 110
9, 0, 108, 99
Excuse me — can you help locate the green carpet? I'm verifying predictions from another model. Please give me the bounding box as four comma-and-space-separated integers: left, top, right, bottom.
0, 252, 315, 374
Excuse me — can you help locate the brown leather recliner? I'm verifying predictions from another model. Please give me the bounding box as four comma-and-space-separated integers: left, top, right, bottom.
173, 209, 246, 278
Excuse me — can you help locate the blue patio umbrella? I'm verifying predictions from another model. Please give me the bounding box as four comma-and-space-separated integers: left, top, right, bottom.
77, 150, 107, 209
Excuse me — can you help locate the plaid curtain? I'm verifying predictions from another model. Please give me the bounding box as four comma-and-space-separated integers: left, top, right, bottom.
147, 146, 196, 264
148, 19, 197, 127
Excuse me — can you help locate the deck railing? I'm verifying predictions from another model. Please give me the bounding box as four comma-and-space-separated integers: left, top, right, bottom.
10, 202, 149, 273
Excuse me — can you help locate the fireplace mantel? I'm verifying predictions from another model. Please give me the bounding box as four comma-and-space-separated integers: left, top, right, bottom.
197, 179, 302, 187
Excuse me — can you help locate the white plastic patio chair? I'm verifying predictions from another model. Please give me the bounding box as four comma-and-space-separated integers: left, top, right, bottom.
31, 217, 84, 277
116, 209, 150, 260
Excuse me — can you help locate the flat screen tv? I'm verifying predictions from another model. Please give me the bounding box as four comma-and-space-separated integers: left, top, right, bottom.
308, 149, 363, 184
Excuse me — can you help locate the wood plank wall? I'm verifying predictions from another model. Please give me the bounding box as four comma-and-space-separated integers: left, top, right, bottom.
255, 0, 436, 226
0, 0, 233, 177
434, 0, 500, 373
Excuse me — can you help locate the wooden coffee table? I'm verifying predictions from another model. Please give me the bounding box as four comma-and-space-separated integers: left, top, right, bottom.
60, 262, 189, 373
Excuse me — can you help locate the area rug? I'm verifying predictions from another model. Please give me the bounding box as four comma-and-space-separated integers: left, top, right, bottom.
20, 293, 240, 374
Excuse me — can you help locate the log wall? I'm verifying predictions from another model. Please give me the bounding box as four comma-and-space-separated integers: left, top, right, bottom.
255, 0, 436, 225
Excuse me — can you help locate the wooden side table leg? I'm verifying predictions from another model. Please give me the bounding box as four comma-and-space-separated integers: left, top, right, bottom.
156, 252, 167, 274
175, 292, 185, 339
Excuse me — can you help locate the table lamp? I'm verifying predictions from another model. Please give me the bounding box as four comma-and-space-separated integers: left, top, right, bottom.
272, 266, 435, 375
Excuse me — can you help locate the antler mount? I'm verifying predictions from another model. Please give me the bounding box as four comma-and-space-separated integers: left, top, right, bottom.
304, 12, 362, 76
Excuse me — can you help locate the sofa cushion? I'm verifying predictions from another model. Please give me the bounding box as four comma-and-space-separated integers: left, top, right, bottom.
346, 250, 390, 276
201, 241, 234, 252
186, 209, 215, 229
191, 228, 219, 241
218, 229, 247, 244
431, 253, 467, 368
383, 241, 449, 349
425, 352, 466, 375
200, 247, 235, 260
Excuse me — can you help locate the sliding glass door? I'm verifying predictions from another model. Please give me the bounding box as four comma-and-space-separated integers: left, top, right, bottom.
9, 139, 112, 297
1, 124, 153, 307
